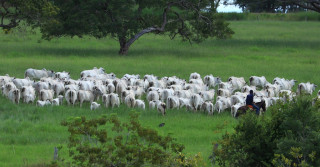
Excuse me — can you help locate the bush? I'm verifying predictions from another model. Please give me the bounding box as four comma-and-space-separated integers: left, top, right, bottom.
57, 111, 205, 167
212, 97, 320, 166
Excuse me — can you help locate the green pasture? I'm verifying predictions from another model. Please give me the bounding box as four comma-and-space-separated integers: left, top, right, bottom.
0, 20, 319, 166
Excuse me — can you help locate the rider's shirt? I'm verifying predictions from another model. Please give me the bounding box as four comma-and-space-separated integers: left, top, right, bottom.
246, 94, 254, 105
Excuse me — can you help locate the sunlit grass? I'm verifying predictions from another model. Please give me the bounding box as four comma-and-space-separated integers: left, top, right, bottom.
0, 20, 319, 166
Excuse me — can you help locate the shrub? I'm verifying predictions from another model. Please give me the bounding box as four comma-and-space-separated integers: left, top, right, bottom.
212, 97, 320, 166
58, 111, 204, 167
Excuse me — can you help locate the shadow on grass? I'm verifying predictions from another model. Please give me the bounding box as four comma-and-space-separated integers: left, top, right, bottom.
1, 38, 319, 58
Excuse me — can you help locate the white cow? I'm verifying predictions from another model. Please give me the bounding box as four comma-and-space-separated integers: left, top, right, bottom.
80, 67, 105, 78
189, 72, 201, 80
3, 82, 17, 97
25, 68, 55, 80
55, 71, 70, 80
39, 89, 54, 101
203, 75, 221, 88
166, 96, 180, 109
199, 90, 215, 101
160, 89, 174, 102
230, 95, 246, 106
65, 89, 77, 106
78, 90, 94, 107
53, 82, 65, 96
178, 98, 190, 108
135, 99, 145, 110
241, 85, 256, 94
125, 95, 136, 108
106, 83, 115, 94
174, 90, 192, 98
189, 94, 204, 111
21, 86, 35, 103
249, 76, 268, 88
228, 76, 246, 90
8, 89, 20, 104
218, 82, 233, 90
149, 100, 162, 110
297, 82, 317, 95
202, 101, 214, 115
13, 78, 33, 89
103, 93, 120, 108
0, 74, 13, 87
147, 91, 160, 102
273, 77, 297, 90
217, 88, 232, 97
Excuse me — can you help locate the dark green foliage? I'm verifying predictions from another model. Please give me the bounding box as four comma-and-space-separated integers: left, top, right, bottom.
0, 0, 57, 30
213, 97, 320, 166
60, 111, 202, 166
40, 0, 234, 54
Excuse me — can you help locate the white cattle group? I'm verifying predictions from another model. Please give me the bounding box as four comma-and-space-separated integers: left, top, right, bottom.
0, 68, 319, 117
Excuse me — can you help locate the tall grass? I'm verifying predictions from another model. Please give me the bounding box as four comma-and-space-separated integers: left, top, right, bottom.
0, 20, 319, 166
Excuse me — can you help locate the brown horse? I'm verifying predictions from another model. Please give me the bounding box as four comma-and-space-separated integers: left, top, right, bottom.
235, 100, 266, 118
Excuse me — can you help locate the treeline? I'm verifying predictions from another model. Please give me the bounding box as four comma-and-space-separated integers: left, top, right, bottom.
226, 0, 320, 13
219, 12, 320, 21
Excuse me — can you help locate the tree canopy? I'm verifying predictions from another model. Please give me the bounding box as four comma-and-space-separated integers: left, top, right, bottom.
0, 0, 57, 30
40, 0, 234, 54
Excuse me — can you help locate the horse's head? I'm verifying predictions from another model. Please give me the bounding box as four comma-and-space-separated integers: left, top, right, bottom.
259, 100, 266, 112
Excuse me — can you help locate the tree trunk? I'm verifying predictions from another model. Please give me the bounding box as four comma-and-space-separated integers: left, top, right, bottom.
119, 37, 129, 55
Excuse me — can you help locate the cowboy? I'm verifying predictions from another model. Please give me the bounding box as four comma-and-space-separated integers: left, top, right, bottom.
246, 90, 260, 115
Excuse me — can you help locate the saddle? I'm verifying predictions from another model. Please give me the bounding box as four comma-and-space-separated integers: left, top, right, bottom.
247, 105, 254, 110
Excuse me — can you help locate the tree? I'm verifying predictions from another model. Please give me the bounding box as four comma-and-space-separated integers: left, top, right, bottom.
0, 0, 57, 30
40, 0, 234, 55
281, 0, 320, 13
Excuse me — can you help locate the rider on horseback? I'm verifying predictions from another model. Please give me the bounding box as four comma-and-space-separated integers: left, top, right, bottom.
246, 90, 260, 115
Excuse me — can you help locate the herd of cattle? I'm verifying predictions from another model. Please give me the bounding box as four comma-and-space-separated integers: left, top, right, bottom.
0, 67, 319, 117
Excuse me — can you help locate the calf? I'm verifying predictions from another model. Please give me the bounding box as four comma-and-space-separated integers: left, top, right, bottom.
90, 102, 101, 110
157, 102, 167, 116
36, 100, 52, 107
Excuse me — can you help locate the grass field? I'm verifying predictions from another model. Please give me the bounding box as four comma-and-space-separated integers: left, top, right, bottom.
0, 20, 319, 166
